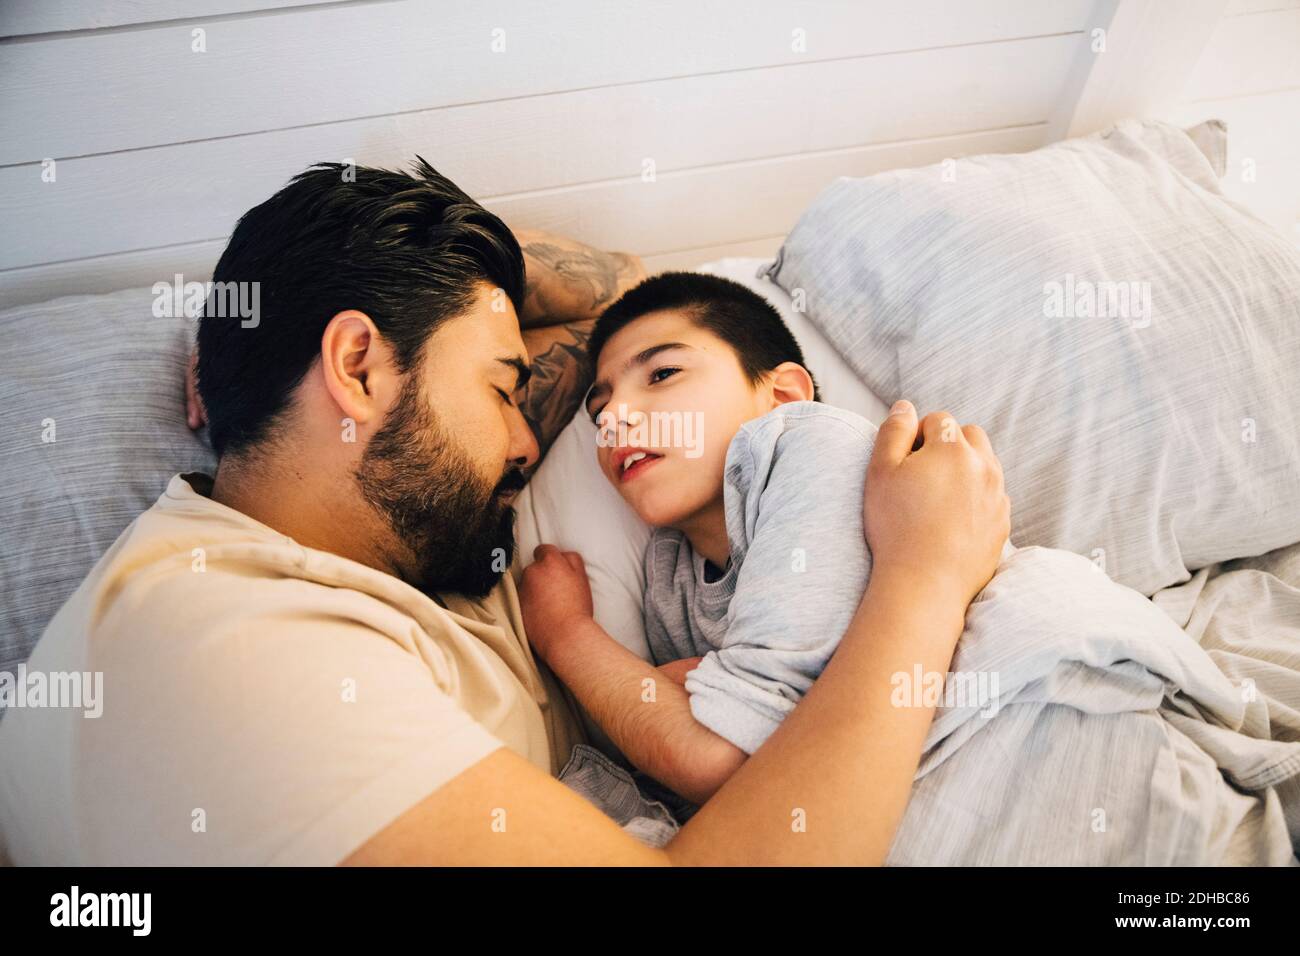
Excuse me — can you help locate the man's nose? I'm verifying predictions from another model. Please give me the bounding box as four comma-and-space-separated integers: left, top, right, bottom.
508, 405, 539, 471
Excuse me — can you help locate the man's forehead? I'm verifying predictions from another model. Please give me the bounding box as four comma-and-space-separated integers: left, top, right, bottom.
431, 290, 525, 349
418, 295, 528, 383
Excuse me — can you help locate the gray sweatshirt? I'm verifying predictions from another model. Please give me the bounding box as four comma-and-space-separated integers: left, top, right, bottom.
643, 400, 876, 754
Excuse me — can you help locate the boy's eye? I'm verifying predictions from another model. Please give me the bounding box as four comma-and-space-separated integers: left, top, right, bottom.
588, 367, 682, 424
495, 387, 514, 406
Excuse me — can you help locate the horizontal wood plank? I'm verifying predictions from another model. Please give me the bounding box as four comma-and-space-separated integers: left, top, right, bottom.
0, 35, 1076, 270
0, 123, 1046, 310
0, 0, 1096, 166
643, 237, 784, 274
0, 0, 348, 38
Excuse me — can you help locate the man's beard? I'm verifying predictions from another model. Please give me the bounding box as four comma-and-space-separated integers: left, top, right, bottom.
355, 375, 527, 598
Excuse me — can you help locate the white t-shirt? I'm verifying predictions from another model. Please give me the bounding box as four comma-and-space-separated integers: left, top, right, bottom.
0, 473, 586, 865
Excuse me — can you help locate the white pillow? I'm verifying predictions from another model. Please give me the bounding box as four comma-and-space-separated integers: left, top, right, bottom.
767, 118, 1300, 596
513, 257, 889, 665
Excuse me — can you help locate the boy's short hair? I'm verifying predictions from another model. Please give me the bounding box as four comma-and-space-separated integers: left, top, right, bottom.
589, 272, 820, 401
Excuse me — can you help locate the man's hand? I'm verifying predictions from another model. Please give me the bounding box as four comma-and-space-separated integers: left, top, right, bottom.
518, 543, 595, 664
185, 347, 207, 430
865, 400, 1010, 608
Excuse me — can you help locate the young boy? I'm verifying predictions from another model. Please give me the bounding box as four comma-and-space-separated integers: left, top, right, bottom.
545, 272, 882, 838
526, 274, 1292, 862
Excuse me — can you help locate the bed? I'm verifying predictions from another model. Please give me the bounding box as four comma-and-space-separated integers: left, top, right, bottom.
2, 9, 1298, 861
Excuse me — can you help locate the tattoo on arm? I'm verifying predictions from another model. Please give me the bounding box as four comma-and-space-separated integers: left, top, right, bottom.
518, 319, 595, 477
521, 240, 641, 323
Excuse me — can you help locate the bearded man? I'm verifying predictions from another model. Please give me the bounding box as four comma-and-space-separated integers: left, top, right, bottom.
0, 158, 1007, 867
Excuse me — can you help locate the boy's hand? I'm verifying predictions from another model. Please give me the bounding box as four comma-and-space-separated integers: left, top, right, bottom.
657, 656, 704, 685
519, 544, 595, 663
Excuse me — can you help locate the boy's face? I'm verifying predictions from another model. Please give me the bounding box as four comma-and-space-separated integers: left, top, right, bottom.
585, 308, 771, 529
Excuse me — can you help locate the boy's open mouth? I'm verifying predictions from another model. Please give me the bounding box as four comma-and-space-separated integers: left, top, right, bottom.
614, 449, 663, 483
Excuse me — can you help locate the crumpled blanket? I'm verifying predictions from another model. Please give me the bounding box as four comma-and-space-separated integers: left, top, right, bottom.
564, 541, 1300, 863
886, 544, 1300, 865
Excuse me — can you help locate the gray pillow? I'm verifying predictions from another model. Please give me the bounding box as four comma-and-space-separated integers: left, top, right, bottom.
0, 287, 215, 684
768, 119, 1300, 596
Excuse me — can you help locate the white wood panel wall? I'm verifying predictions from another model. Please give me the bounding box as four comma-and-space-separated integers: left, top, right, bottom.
1, 0, 1287, 310
1158, 0, 1300, 239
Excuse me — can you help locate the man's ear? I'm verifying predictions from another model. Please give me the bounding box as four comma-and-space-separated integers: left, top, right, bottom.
319, 310, 396, 425
767, 361, 816, 406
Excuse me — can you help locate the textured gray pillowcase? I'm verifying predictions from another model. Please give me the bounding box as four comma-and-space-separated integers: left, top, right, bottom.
768, 118, 1300, 596
0, 288, 215, 684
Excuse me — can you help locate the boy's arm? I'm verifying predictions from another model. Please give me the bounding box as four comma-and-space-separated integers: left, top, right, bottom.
657, 655, 704, 685
527, 411, 877, 795
545, 616, 745, 805
684, 410, 876, 754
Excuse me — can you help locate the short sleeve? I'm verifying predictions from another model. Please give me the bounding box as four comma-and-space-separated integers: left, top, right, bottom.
642, 532, 673, 665
685, 406, 876, 753
642, 529, 713, 664
77, 594, 505, 866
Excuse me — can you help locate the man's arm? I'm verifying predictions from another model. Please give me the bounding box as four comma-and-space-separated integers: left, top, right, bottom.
344, 404, 1011, 865
515, 228, 645, 329
511, 230, 645, 470
343, 549, 972, 865
517, 319, 595, 479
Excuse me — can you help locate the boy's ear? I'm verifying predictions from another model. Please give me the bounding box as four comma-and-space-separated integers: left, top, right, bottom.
767, 361, 816, 406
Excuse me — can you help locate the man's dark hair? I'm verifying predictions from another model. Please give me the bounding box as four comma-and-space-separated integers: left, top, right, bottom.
588, 271, 820, 401
196, 156, 524, 457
